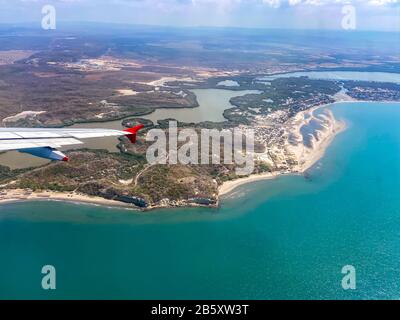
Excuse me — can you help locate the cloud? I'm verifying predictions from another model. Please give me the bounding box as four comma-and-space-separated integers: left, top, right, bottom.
260, 0, 399, 6
262, 0, 281, 8
11, 0, 400, 8
367, 0, 398, 5
1, 0, 398, 30
191, 0, 243, 11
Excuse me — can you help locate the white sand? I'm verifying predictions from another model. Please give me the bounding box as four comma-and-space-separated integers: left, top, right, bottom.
0, 189, 135, 209
219, 103, 347, 196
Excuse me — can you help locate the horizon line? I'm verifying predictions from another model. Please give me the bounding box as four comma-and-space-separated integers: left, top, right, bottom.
0, 20, 398, 34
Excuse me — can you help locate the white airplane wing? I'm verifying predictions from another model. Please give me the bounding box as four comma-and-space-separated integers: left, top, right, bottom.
0, 125, 144, 161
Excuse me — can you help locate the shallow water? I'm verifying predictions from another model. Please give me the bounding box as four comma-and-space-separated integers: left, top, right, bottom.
1, 102, 400, 299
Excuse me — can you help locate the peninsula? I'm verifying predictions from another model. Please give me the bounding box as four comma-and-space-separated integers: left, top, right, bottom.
0, 26, 399, 210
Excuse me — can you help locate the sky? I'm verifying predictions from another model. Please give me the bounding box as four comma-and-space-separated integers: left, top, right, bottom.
0, 0, 399, 31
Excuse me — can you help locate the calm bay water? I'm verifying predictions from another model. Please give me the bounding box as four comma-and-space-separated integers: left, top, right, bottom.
142, 89, 261, 124
1, 101, 400, 299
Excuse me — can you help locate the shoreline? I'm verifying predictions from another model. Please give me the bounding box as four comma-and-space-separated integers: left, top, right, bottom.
219, 98, 400, 197
0, 99, 397, 209
219, 99, 350, 196
0, 189, 219, 211
218, 172, 281, 196
0, 189, 139, 210
292, 105, 348, 172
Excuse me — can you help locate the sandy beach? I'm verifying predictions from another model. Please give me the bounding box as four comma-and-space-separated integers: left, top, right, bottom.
0, 101, 350, 208
0, 189, 136, 209
218, 172, 279, 196
0, 98, 396, 208
219, 101, 348, 196
290, 105, 347, 172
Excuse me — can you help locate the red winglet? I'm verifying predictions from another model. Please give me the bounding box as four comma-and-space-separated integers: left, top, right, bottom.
124, 124, 144, 143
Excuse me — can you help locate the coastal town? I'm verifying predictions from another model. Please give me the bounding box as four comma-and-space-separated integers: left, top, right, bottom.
0, 74, 391, 210
0, 26, 399, 209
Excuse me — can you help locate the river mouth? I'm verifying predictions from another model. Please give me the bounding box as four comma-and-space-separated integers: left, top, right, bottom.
0, 88, 261, 169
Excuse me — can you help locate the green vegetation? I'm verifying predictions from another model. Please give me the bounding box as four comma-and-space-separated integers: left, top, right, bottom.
0, 165, 33, 185
1, 26, 399, 209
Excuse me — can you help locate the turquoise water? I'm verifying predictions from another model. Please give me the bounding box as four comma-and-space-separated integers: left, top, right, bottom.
1, 102, 400, 299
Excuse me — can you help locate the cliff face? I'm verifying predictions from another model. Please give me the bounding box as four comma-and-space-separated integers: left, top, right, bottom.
0, 104, 345, 210
0, 150, 221, 209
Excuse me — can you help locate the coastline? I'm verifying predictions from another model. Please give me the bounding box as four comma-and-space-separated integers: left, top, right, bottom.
0, 99, 397, 209
219, 99, 349, 196
218, 172, 279, 196
291, 105, 347, 173
218, 96, 400, 197
0, 189, 137, 210
217, 126, 346, 197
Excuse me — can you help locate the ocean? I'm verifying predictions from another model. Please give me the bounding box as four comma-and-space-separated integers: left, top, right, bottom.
1, 101, 400, 299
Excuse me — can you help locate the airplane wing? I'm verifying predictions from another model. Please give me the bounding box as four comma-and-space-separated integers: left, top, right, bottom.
0, 125, 144, 161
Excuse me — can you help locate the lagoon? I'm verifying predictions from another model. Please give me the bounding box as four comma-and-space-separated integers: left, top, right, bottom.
142, 89, 260, 124
0, 89, 260, 169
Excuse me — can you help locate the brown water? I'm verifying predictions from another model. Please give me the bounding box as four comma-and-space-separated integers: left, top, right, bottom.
143, 89, 260, 123
0, 89, 260, 169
